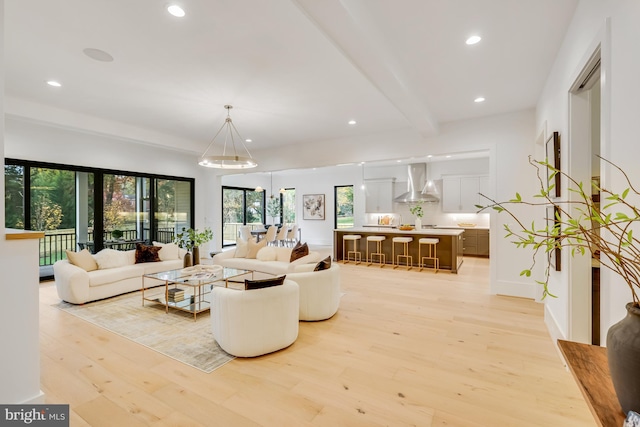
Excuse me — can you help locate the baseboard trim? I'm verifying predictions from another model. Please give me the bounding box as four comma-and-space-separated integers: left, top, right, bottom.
491, 280, 537, 299
21, 390, 45, 404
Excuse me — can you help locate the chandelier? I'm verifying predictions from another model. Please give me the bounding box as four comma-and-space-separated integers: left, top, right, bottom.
198, 105, 257, 169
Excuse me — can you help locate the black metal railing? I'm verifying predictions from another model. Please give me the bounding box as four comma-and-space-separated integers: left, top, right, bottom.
40, 227, 178, 266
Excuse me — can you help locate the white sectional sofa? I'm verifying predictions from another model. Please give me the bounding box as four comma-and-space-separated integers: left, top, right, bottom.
211, 245, 322, 276
54, 243, 185, 304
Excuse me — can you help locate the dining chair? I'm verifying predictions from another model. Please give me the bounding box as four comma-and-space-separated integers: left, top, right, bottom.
264, 225, 278, 246
286, 224, 299, 247
238, 225, 252, 241
276, 225, 289, 246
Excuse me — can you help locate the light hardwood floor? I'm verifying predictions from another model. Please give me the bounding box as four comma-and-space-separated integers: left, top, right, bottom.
39, 257, 596, 426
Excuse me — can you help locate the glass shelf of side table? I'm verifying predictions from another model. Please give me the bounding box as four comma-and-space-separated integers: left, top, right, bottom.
142, 267, 253, 320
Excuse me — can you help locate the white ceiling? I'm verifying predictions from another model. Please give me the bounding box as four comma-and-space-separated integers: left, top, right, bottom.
4, 0, 578, 159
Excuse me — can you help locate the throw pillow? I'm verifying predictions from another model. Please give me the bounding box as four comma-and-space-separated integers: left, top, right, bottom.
256, 246, 277, 262
153, 241, 180, 260
245, 275, 286, 290
135, 243, 161, 264
290, 241, 309, 262
94, 249, 129, 269
274, 247, 293, 262
246, 239, 267, 259
314, 256, 332, 271
234, 238, 249, 258
65, 249, 98, 272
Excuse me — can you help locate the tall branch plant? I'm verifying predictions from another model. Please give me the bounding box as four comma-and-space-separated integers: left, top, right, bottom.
478, 155, 640, 305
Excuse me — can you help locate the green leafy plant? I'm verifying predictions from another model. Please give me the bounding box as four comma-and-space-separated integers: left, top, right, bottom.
174, 227, 213, 251
477, 155, 640, 304
267, 197, 281, 223
409, 204, 424, 218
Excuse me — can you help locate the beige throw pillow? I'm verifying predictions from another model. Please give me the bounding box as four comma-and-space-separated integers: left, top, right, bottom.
234, 238, 249, 258
245, 239, 267, 259
65, 249, 98, 272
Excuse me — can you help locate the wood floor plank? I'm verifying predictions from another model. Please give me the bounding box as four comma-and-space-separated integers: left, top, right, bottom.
39, 257, 596, 426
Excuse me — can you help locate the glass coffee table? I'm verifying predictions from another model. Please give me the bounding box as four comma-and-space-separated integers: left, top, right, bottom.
142, 266, 253, 320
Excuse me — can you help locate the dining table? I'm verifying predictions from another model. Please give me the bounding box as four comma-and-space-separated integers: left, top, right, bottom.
249, 226, 301, 243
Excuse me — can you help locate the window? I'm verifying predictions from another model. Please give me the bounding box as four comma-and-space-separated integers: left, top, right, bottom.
281, 188, 296, 224
222, 186, 265, 246
5, 158, 194, 278
335, 185, 354, 229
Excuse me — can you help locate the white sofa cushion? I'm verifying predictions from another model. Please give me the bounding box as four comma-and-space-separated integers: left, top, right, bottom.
94, 249, 131, 269
274, 247, 292, 262
88, 265, 144, 287
256, 246, 277, 262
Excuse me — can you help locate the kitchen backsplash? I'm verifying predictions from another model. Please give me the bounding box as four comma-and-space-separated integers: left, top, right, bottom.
363, 212, 490, 228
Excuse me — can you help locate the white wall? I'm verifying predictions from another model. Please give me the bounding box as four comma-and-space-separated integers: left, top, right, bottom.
4, 116, 223, 255
0, 0, 45, 404
536, 0, 640, 343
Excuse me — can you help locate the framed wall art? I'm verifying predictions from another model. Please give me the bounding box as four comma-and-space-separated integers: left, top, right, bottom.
546, 205, 561, 272
303, 194, 325, 220
546, 131, 561, 198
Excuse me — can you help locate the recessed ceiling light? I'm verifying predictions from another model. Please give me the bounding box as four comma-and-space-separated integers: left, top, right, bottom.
167, 4, 186, 17
427, 155, 433, 158
446, 155, 452, 158
245, 139, 252, 143
348, 120, 357, 125
396, 160, 402, 163
46, 80, 61, 87
83, 48, 114, 62
466, 35, 482, 45
474, 97, 485, 103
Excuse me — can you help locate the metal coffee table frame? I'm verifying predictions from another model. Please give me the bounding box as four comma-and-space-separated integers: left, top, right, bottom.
142, 267, 253, 320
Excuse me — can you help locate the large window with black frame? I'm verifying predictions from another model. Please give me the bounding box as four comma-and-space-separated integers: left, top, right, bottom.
4, 159, 194, 279
222, 186, 265, 246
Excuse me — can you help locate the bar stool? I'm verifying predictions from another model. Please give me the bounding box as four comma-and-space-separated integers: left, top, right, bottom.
366, 236, 386, 267
342, 234, 362, 264
392, 236, 413, 270
419, 237, 440, 272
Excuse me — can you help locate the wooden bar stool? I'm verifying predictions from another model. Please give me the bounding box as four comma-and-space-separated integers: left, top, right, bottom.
419, 237, 440, 272
366, 236, 386, 267
342, 234, 362, 264
392, 236, 413, 269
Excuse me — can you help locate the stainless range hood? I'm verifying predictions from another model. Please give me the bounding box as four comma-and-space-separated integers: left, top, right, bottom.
393, 163, 440, 203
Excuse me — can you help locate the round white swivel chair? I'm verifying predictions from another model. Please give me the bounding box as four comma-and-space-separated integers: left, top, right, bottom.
211, 280, 299, 357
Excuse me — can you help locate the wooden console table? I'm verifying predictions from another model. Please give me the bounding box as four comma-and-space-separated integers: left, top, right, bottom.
557, 339, 625, 427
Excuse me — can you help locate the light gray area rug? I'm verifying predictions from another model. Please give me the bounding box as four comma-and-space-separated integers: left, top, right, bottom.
54, 291, 234, 373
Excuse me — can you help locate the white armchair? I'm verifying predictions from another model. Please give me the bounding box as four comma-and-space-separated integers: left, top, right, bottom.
287, 263, 341, 321
211, 279, 299, 357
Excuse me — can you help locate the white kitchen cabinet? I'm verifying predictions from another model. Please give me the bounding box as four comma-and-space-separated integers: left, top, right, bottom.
442, 175, 489, 213
365, 178, 395, 213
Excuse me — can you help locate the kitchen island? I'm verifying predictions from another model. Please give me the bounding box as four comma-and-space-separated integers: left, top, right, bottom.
334, 227, 464, 273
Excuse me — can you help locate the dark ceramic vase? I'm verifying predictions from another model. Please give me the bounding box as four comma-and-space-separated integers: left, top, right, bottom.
193, 246, 200, 265
607, 302, 640, 414
183, 252, 193, 268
